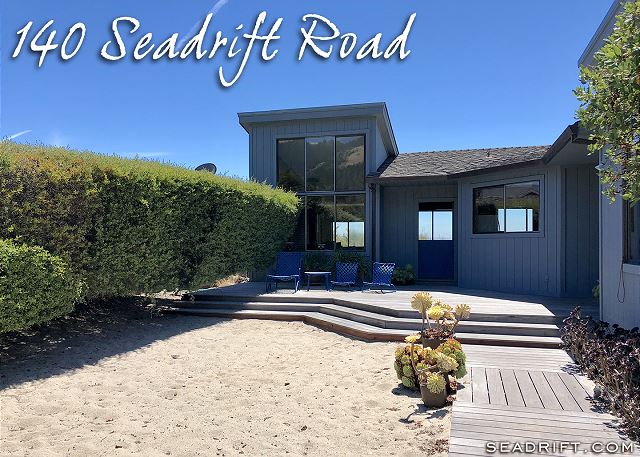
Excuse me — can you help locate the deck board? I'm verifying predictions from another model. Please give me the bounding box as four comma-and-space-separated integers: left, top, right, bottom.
514, 370, 544, 408
485, 368, 507, 405
543, 371, 582, 412
471, 367, 489, 404
501, 369, 526, 407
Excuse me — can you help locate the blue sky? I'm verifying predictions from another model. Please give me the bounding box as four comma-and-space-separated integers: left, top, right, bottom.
1, 0, 610, 178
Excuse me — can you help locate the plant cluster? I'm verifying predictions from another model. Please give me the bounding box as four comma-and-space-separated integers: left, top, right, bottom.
0, 142, 299, 331
0, 239, 83, 332
392, 264, 415, 285
410, 292, 471, 341
562, 307, 639, 440
394, 335, 466, 392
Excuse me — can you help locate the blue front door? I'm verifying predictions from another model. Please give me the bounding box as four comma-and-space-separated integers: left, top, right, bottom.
418, 203, 454, 280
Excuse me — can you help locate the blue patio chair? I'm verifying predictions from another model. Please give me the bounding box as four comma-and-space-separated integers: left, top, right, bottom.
266, 252, 303, 293
362, 262, 396, 292
330, 262, 359, 290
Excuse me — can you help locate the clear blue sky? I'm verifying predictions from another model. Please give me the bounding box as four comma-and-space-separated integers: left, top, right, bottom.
1, 0, 611, 178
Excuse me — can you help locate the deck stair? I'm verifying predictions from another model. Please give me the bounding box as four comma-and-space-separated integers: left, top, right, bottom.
162, 288, 594, 348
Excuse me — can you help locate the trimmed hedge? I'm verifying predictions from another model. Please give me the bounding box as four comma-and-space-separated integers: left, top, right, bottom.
562, 307, 639, 439
0, 239, 82, 333
0, 142, 299, 298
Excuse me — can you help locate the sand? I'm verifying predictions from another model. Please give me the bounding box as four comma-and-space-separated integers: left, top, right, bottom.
1, 314, 450, 456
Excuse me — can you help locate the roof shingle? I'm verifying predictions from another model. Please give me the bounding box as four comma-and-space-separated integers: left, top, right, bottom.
372, 145, 550, 180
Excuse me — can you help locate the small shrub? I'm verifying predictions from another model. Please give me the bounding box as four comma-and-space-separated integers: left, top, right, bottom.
0, 239, 82, 333
562, 307, 639, 440
392, 264, 415, 285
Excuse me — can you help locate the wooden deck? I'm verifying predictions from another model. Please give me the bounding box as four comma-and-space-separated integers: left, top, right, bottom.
449, 347, 639, 456
193, 282, 599, 322
172, 282, 600, 347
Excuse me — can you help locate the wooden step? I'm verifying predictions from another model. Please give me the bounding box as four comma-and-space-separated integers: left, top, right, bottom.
175, 300, 561, 337
182, 295, 568, 325
164, 307, 563, 348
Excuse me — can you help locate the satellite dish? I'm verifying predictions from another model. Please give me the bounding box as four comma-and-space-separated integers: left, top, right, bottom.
195, 163, 217, 174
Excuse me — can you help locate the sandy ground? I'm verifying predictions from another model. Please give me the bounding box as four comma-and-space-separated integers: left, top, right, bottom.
1, 313, 450, 456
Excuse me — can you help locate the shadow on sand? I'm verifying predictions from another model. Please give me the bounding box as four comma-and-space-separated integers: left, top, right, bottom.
0, 297, 226, 390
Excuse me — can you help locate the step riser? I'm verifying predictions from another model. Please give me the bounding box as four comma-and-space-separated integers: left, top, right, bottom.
167, 309, 561, 349
173, 302, 561, 337
186, 296, 565, 325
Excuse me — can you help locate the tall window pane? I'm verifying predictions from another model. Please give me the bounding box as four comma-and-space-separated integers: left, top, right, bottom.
276, 139, 304, 192
505, 181, 540, 232
335, 195, 365, 249
284, 209, 305, 251
306, 196, 334, 250
624, 201, 640, 264
306, 137, 334, 191
473, 185, 504, 233
433, 211, 453, 240
336, 135, 365, 191
419, 211, 433, 240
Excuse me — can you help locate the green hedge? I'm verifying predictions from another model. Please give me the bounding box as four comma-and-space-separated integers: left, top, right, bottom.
0, 142, 299, 298
0, 239, 82, 333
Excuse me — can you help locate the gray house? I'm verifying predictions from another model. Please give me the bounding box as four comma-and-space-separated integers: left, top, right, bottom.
238, 0, 639, 329
239, 105, 598, 299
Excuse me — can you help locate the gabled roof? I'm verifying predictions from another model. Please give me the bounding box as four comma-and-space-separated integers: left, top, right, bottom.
238, 102, 398, 156
370, 145, 550, 182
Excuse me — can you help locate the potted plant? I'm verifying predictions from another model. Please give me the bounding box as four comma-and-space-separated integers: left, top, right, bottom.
414, 349, 459, 408
410, 292, 471, 348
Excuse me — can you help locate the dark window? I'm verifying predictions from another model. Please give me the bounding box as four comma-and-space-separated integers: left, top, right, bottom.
335, 195, 365, 249
278, 135, 366, 251
624, 201, 640, 264
336, 136, 365, 191
473, 185, 505, 233
473, 181, 540, 234
305, 136, 334, 191
276, 139, 305, 192
306, 196, 335, 251
505, 181, 540, 232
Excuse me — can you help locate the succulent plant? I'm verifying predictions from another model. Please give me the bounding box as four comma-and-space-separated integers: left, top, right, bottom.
437, 338, 467, 378
394, 336, 468, 393
401, 376, 415, 389
424, 372, 446, 394
435, 352, 458, 373
455, 303, 471, 320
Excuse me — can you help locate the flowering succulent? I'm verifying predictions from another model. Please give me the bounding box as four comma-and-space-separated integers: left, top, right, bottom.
455, 304, 471, 320
410, 292, 433, 314
427, 306, 446, 320
405, 334, 420, 344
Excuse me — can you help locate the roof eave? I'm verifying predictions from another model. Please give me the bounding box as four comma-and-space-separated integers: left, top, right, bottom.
238, 102, 399, 156
579, 0, 628, 67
